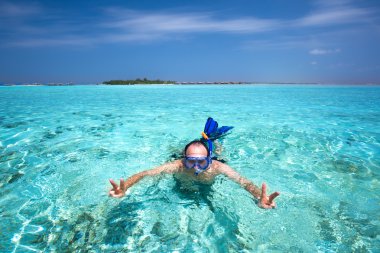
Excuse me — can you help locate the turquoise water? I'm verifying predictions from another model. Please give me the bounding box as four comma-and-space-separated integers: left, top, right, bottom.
0, 85, 379, 252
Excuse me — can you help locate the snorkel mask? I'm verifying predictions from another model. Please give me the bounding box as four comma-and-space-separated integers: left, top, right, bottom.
184, 156, 212, 175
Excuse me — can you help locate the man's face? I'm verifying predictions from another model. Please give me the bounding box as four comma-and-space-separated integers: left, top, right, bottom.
184, 144, 210, 174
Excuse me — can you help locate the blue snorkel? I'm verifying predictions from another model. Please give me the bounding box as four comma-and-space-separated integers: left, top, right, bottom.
196, 117, 233, 175
201, 117, 234, 143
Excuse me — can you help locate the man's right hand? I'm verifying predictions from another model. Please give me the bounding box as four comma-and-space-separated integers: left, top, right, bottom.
109, 178, 127, 198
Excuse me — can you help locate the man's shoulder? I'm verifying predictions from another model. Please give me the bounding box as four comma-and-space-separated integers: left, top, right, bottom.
174, 159, 184, 166
212, 159, 228, 167
168, 159, 185, 170
212, 160, 235, 172
211, 160, 228, 171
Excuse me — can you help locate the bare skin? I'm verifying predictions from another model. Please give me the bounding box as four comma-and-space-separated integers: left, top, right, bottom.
109, 144, 280, 209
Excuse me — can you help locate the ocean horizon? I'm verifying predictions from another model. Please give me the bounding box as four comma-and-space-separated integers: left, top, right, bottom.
1, 82, 380, 86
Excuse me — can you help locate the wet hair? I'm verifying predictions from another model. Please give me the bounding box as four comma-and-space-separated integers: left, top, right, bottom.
184, 140, 210, 157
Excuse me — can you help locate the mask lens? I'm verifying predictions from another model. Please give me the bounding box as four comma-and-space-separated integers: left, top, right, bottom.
198, 159, 208, 169
185, 159, 196, 169
185, 156, 209, 170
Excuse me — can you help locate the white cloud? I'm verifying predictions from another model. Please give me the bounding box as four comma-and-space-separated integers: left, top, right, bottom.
294, 0, 374, 28
1, 1, 377, 47
102, 10, 282, 34
296, 7, 371, 27
309, 48, 341, 55
0, 1, 42, 17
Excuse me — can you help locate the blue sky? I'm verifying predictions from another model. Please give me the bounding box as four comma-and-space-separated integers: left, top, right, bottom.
0, 0, 379, 84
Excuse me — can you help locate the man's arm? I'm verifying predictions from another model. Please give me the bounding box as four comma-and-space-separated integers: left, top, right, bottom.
216, 162, 280, 209
109, 160, 183, 198
216, 162, 262, 198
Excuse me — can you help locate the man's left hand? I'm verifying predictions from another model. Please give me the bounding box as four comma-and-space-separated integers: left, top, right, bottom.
258, 183, 280, 209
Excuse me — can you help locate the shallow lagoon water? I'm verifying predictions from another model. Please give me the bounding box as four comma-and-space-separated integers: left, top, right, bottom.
0, 84, 379, 252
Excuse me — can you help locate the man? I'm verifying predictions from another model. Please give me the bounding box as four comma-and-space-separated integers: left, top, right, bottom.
109, 140, 280, 209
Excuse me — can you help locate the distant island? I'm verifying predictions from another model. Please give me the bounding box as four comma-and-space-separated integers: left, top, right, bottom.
102, 78, 252, 85
103, 78, 176, 85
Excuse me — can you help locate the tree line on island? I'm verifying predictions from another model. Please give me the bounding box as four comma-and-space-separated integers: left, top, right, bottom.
103, 78, 175, 85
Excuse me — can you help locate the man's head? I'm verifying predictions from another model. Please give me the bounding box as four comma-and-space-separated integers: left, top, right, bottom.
184, 140, 210, 157
183, 140, 211, 175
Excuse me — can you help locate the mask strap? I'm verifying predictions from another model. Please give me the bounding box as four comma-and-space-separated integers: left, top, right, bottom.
201, 132, 213, 158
